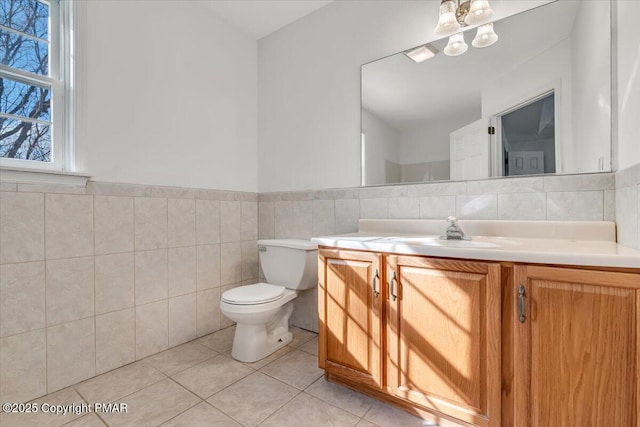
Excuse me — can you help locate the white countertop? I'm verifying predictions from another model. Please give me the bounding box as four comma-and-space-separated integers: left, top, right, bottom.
311, 220, 640, 269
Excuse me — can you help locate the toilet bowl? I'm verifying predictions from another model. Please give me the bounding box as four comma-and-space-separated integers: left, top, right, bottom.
220, 239, 317, 363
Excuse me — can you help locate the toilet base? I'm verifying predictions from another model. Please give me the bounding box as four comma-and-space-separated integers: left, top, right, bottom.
230, 301, 294, 363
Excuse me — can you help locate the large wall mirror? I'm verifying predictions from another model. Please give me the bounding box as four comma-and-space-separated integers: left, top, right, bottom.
361, 0, 611, 186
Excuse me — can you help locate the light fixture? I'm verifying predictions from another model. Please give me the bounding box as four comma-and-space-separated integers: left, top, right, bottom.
404, 44, 439, 63
433, 0, 498, 57
472, 22, 498, 48
444, 33, 468, 57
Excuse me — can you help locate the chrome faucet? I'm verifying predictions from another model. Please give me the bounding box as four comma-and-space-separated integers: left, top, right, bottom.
441, 216, 471, 241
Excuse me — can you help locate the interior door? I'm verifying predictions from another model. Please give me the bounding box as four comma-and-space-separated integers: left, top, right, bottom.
450, 119, 490, 181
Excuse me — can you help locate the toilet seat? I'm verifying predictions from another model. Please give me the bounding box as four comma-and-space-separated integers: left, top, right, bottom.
222, 283, 285, 305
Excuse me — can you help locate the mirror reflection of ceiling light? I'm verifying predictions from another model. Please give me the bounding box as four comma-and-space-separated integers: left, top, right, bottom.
404, 44, 439, 63
434, 0, 498, 57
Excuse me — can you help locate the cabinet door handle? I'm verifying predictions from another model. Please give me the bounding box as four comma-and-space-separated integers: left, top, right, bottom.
372, 269, 380, 298
389, 271, 397, 302
518, 285, 526, 323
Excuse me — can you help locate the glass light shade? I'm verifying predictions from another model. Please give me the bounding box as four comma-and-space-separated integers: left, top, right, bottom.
444, 33, 468, 56
472, 22, 498, 48
434, 0, 461, 36
465, 0, 494, 25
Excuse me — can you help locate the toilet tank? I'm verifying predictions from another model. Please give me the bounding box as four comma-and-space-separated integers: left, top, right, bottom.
257, 239, 318, 290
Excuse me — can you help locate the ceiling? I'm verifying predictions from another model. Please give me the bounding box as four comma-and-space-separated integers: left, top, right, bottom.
203, 0, 333, 40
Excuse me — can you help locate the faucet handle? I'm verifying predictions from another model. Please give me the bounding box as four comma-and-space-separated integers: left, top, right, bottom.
447, 216, 458, 225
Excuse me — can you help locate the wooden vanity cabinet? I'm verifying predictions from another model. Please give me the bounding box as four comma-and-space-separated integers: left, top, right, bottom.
511, 265, 640, 427
318, 249, 384, 389
386, 255, 501, 427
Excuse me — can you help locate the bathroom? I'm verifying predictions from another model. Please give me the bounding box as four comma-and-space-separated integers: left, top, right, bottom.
1, 0, 639, 425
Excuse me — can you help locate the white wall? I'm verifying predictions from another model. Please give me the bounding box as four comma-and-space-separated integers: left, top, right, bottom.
257, 0, 553, 192
571, 0, 611, 173
76, 1, 258, 191
617, 0, 640, 170
362, 109, 399, 186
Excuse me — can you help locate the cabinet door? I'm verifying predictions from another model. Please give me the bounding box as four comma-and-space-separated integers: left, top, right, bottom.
514, 265, 640, 426
387, 256, 501, 427
318, 249, 383, 388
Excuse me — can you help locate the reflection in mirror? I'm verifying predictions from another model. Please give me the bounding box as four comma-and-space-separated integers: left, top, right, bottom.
361, 0, 611, 186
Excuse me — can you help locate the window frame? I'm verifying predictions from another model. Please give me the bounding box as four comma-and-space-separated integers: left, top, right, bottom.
0, 0, 75, 172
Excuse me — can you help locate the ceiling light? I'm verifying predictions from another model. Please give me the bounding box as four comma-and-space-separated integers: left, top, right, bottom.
465, 0, 494, 26
444, 33, 468, 57
472, 22, 498, 48
434, 0, 461, 37
404, 44, 439, 63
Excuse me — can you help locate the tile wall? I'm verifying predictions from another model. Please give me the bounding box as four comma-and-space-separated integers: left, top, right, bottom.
0, 181, 258, 403
615, 163, 640, 250
258, 173, 616, 332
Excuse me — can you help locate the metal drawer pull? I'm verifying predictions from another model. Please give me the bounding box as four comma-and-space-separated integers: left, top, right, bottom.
390, 271, 397, 302
518, 285, 526, 323
372, 269, 380, 298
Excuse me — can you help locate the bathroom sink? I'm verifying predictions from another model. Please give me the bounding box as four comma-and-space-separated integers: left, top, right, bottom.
376, 235, 517, 249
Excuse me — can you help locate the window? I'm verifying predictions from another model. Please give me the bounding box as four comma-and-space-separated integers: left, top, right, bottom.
0, 0, 73, 171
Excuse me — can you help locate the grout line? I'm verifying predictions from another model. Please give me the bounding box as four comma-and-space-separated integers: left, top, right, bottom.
43, 192, 49, 394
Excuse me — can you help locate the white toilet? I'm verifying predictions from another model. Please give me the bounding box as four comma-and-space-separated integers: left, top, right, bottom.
220, 239, 318, 363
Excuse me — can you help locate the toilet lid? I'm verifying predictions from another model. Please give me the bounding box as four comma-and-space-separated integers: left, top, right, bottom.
222, 283, 285, 305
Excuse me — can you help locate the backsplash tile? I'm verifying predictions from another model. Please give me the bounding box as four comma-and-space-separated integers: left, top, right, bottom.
419, 196, 456, 219
547, 191, 604, 221
456, 194, 498, 219
498, 193, 546, 220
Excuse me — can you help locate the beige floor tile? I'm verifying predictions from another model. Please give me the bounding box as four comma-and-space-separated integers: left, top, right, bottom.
0, 387, 86, 427
196, 326, 235, 353
64, 413, 106, 426
298, 337, 318, 356
75, 361, 165, 403
259, 349, 323, 390
305, 378, 376, 417
207, 371, 299, 426
259, 392, 359, 427
363, 400, 426, 426
242, 345, 293, 370
289, 327, 317, 348
100, 378, 199, 426
172, 354, 253, 399
355, 420, 380, 427
145, 342, 218, 376
162, 402, 241, 427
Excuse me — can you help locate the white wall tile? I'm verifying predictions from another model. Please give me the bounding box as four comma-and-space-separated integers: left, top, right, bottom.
0, 261, 45, 337
419, 196, 456, 219
616, 186, 638, 247
196, 288, 220, 337
312, 200, 335, 237
135, 249, 168, 305
135, 198, 167, 250
258, 202, 275, 239
46, 257, 94, 326
45, 194, 94, 260
388, 197, 419, 219
241, 241, 258, 281
220, 242, 242, 285
241, 202, 258, 241
604, 189, 616, 222
220, 201, 241, 243
0, 192, 44, 264
406, 181, 467, 197
335, 199, 359, 234
168, 246, 197, 297
168, 199, 196, 248
547, 191, 604, 221
360, 198, 388, 219
47, 318, 95, 392
0, 329, 46, 402
467, 177, 544, 194
291, 201, 313, 239
498, 193, 547, 220
169, 294, 197, 347
95, 253, 134, 315
94, 196, 134, 255
544, 173, 614, 192
136, 300, 168, 359
196, 244, 220, 290
96, 308, 135, 374
455, 195, 498, 219
274, 201, 293, 238
196, 200, 220, 245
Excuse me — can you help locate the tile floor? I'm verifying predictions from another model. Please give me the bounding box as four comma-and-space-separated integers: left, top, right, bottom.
1, 326, 427, 427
